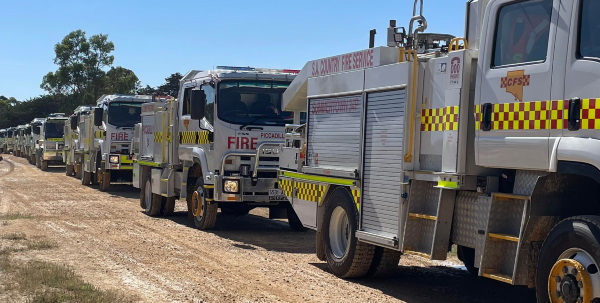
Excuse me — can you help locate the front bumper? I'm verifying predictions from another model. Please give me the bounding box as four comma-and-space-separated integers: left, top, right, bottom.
43, 150, 63, 161
214, 175, 287, 204
104, 154, 134, 170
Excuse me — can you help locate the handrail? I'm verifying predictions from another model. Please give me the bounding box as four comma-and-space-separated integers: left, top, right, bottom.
449, 37, 469, 51
400, 49, 418, 163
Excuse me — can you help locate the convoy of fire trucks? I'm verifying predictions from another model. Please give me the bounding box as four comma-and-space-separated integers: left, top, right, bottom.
2, 0, 600, 301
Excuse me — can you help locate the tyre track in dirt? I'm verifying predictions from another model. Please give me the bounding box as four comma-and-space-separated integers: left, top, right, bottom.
0, 154, 537, 303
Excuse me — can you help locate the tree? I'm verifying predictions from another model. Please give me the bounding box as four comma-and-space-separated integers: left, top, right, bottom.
157, 73, 183, 97
40, 30, 140, 108
137, 85, 157, 95
105, 67, 140, 94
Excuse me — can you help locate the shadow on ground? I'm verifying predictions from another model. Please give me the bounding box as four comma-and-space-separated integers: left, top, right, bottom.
309, 262, 537, 303
161, 210, 316, 254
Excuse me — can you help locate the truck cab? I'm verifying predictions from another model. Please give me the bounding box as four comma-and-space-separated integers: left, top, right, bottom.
82, 95, 151, 190
133, 66, 305, 230
14, 125, 27, 157
36, 114, 67, 171
28, 118, 45, 165
0, 129, 6, 153
4, 127, 15, 153
63, 106, 93, 178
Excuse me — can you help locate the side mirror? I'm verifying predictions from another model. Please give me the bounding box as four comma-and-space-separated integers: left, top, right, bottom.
94, 108, 103, 127
70, 116, 78, 130
190, 89, 206, 120
70, 116, 77, 130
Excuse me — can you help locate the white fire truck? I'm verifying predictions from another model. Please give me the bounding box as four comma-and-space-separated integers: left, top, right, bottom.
0, 129, 5, 153
3, 127, 15, 154
35, 113, 67, 171
14, 125, 27, 157
27, 118, 45, 165
279, 0, 600, 301
80, 95, 151, 191
63, 106, 93, 178
131, 66, 304, 230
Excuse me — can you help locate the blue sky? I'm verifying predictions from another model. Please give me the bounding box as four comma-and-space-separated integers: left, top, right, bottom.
0, 0, 465, 101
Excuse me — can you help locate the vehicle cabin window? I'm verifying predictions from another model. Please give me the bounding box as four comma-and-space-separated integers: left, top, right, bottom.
182, 87, 193, 116
579, 0, 600, 59
492, 0, 552, 67
203, 85, 215, 126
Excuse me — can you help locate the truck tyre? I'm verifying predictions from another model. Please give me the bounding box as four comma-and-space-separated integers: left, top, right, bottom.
75, 163, 82, 179
287, 206, 308, 231
191, 178, 217, 230
82, 171, 92, 185
536, 216, 600, 303
457, 245, 479, 276
162, 197, 177, 216
323, 188, 375, 278
143, 174, 163, 216
40, 160, 48, 171
66, 164, 74, 176
36, 155, 41, 168
366, 247, 402, 278
98, 170, 110, 192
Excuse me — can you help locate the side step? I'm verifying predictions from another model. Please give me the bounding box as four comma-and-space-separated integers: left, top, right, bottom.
403, 181, 457, 260
479, 193, 529, 284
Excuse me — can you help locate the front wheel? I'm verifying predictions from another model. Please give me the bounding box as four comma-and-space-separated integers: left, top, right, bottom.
191, 179, 217, 230
323, 188, 375, 278
66, 164, 74, 176
536, 216, 600, 303
143, 175, 163, 216
98, 170, 110, 192
82, 171, 92, 185
40, 160, 48, 171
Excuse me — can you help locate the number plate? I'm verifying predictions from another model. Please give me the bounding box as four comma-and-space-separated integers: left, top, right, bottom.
268, 189, 287, 201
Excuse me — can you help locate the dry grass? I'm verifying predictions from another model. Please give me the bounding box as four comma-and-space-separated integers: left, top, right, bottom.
2, 232, 26, 240
0, 212, 34, 220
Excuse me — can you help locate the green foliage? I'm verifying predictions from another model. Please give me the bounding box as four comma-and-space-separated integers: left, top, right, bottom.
105, 67, 140, 94
156, 72, 183, 97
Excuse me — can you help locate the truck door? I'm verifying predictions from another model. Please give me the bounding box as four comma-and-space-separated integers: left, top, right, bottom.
560, 1, 600, 147
476, 0, 557, 170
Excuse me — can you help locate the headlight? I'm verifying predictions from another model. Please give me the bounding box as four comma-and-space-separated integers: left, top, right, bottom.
223, 180, 239, 193
109, 155, 120, 164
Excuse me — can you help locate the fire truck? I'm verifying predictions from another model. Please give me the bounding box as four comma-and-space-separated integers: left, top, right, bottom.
27, 118, 45, 165
279, 0, 600, 301
80, 95, 151, 191
131, 66, 304, 230
63, 106, 93, 178
35, 113, 67, 171
0, 129, 6, 153
14, 125, 27, 158
3, 127, 15, 154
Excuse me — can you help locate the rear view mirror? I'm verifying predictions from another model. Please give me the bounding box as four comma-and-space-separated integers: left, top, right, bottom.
190, 89, 206, 120
94, 108, 103, 127
70, 116, 78, 131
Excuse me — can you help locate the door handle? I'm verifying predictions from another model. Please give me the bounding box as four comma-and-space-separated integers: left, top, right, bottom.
481, 103, 493, 131
568, 97, 581, 131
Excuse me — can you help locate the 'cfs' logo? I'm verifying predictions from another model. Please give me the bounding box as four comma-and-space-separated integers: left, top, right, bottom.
500, 70, 530, 102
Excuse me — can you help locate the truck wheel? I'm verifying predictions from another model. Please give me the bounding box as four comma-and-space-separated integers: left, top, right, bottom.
191, 179, 217, 230
536, 216, 600, 303
161, 197, 176, 216
98, 170, 110, 192
36, 155, 41, 168
366, 247, 402, 277
143, 175, 163, 216
40, 160, 48, 171
287, 206, 308, 231
457, 245, 479, 276
66, 164, 74, 176
75, 163, 82, 179
82, 171, 92, 185
323, 188, 375, 278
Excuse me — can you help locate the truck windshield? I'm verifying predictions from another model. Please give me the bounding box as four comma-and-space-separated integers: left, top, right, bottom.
7, 130, 13, 138
217, 81, 294, 126
108, 102, 142, 127
45, 121, 65, 138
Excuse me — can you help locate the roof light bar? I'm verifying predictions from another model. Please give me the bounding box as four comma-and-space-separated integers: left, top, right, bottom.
216, 66, 300, 74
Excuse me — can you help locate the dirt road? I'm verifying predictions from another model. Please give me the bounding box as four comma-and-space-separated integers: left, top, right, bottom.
0, 154, 537, 302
